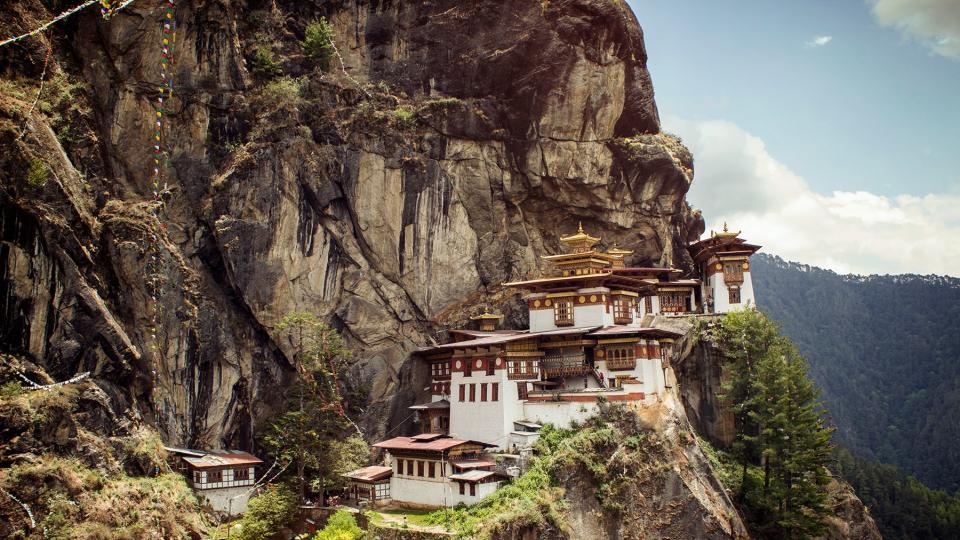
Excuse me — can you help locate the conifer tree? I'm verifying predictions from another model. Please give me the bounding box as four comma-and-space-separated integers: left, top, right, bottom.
715, 310, 834, 538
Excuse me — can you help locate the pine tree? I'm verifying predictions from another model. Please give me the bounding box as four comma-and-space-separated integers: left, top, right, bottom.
715, 310, 834, 538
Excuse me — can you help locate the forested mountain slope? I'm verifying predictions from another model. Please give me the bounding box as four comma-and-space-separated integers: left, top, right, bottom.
751, 253, 960, 492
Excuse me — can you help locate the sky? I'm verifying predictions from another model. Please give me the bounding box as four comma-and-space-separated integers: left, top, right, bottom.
626, 0, 960, 276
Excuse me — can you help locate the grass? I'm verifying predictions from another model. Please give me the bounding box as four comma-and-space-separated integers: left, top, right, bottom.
377, 508, 436, 526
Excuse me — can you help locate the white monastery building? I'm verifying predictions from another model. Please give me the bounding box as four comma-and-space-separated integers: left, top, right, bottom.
165, 447, 263, 515
354, 224, 761, 508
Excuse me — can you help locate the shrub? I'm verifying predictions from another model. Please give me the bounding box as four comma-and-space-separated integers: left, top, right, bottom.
26, 158, 48, 188
234, 484, 298, 540
0, 381, 23, 399
391, 107, 416, 128
250, 46, 283, 79
254, 76, 304, 114
303, 18, 335, 70
313, 510, 363, 540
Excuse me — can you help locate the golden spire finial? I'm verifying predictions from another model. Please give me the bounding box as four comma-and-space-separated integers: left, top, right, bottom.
723, 222, 729, 233
578, 222, 584, 234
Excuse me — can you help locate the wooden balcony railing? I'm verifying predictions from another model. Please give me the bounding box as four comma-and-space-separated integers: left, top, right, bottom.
540, 354, 589, 378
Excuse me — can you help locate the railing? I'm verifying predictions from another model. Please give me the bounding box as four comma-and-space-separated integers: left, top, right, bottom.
540, 354, 589, 378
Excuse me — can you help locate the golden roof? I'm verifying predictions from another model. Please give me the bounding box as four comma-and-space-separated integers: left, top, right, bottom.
712, 222, 741, 239
559, 222, 601, 251
470, 310, 502, 321
607, 242, 633, 256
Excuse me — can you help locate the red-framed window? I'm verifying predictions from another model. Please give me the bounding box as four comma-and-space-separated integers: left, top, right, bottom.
492, 382, 499, 401
481, 383, 487, 401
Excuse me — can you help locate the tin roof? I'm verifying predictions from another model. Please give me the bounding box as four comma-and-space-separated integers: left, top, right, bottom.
409, 400, 451, 411
373, 435, 496, 452
451, 459, 495, 470
182, 450, 263, 469
164, 446, 206, 458
586, 326, 682, 338
449, 470, 499, 482
343, 465, 393, 483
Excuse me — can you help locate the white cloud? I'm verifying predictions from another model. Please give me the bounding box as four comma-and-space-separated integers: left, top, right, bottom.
870, 0, 960, 59
806, 35, 833, 47
665, 115, 960, 276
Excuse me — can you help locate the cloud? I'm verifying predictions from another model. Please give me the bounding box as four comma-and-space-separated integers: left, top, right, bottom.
870, 0, 960, 58
806, 35, 833, 47
665, 115, 960, 276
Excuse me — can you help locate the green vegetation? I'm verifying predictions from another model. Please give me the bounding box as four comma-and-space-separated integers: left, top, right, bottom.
832, 447, 960, 540
250, 45, 283, 79
253, 76, 304, 114
26, 158, 48, 188
228, 484, 298, 540
390, 107, 417, 128
426, 405, 670, 539
712, 310, 834, 539
262, 312, 367, 503
751, 253, 960, 493
313, 509, 363, 539
0, 456, 204, 539
0, 381, 23, 398
302, 18, 335, 70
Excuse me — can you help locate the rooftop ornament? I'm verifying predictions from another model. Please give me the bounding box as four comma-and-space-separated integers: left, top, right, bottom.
559, 222, 601, 253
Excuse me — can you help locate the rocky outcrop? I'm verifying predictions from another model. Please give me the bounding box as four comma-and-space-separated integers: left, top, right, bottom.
0, 0, 702, 450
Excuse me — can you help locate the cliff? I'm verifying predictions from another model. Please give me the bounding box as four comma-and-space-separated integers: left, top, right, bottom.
0, 0, 702, 451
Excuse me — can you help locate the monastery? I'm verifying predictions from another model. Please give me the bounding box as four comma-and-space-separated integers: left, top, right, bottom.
346, 224, 761, 508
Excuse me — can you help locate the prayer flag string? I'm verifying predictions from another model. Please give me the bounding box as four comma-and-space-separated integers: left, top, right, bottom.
0, 0, 135, 49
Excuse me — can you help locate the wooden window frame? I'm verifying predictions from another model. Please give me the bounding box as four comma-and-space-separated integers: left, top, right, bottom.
728, 286, 741, 304
606, 346, 636, 370
492, 382, 499, 402
485, 359, 495, 376
459, 384, 465, 402
235, 468, 250, 481
406, 460, 414, 476
417, 461, 424, 477
470, 483, 476, 496
481, 383, 487, 402
613, 296, 633, 324
428, 461, 436, 478
517, 382, 529, 400
469, 383, 476, 402
553, 299, 574, 326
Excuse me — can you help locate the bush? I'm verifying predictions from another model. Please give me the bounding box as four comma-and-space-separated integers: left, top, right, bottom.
313, 510, 363, 540
0, 381, 23, 399
250, 46, 283, 79
391, 107, 416, 128
303, 18, 335, 70
234, 484, 298, 540
26, 158, 48, 188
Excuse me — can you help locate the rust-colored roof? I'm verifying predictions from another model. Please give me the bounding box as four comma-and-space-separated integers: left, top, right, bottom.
343, 465, 393, 482
373, 436, 495, 452
451, 460, 495, 470
182, 450, 263, 469
587, 326, 682, 338
449, 470, 499, 482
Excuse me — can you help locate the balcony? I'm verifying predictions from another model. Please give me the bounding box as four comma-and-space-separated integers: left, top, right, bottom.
540, 354, 589, 378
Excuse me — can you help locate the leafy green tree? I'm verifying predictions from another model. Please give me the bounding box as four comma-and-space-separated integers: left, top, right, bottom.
313, 510, 363, 540
264, 313, 367, 503
715, 310, 834, 539
302, 18, 335, 70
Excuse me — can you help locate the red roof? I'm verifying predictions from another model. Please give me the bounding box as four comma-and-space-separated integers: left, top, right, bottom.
451, 460, 495, 470
373, 436, 495, 452
343, 465, 393, 482
586, 326, 682, 339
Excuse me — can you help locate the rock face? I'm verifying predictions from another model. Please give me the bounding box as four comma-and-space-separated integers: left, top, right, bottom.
0, 0, 702, 449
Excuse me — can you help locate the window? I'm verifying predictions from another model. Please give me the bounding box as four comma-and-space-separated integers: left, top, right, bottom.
193, 471, 202, 484
375, 483, 390, 500
606, 347, 636, 370
406, 460, 414, 475
728, 286, 741, 304
469, 384, 476, 402
459, 482, 465, 495
431, 362, 450, 378
613, 297, 633, 323
208, 470, 223, 483
396, 459, 404, 474
659, 292, 691, 313
517, 382, 529, 400
645, 295, 653, 314
481, 383, 487, 401
443, 382, 450, 395
470, 483, 476, 496
428, 462, 436, 477
553, 299, 574, 326
417, 461, 424, 477
723, 262, 744, 283
463, 360, 472, 377
235, 468, 250, 481
508, 360, 537, 379
485, 359, 495, 376
492, 382, 499, 401
459, 384, 465, 402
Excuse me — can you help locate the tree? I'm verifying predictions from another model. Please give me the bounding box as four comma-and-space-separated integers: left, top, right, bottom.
715, 310, 834, 539
302, 18, 335, 71
263, 313, 367, 503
